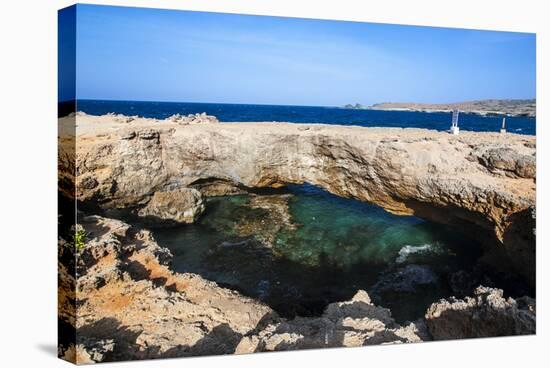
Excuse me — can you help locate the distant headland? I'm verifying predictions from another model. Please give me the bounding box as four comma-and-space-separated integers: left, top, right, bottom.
343, 99, 536, 117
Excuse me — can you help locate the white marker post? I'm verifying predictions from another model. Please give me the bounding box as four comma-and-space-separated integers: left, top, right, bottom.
450, 109, 459, 135
500, 117, 506, 134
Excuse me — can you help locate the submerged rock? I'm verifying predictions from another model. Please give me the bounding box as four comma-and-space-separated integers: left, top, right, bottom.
425, 286, 536, 339
235, 194, 296, 246
202, 193, 296, 248
372, 264, 439, 293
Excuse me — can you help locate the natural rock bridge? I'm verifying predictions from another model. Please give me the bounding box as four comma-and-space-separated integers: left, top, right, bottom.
66, 113, 536, 283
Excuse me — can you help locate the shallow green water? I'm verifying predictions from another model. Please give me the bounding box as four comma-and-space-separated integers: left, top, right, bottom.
154, 184, 484, 322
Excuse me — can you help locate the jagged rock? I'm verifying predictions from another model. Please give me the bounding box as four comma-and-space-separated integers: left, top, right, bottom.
235, 289, 427, 353
425, 286, 536, 339
137, 188, 205, 224
447, 269, 488, 296
168, 112, 219, 124
516, 296, 536, 313
74, 339, 115, 364
478, 147, 536, 178
113, 114, 137, 123
191, 178, 247, 196
58, 214, 536, 363
59, 215, 273, 363
76, 216, 128, 266
371, 264, 438, 293
70, 113, 536, 283
120, 131, 136, 140
167, 113, 184, 123
79, 175, 99, 189
137, 129, 160, 140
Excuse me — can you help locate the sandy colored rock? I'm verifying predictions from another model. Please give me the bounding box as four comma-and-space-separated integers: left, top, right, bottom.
138, 188, 205, 224
56, 214, 429, 363
236, 289, 429, 353
65, 113, 536, 282
168, 112, 219, 124
477, 147, 536, 178
57, 213, 536, 363
58, 215, 273, 363
58, 113, 537, 363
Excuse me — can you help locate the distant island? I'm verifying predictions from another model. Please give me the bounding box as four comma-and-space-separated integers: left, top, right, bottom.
343, 103, 368, 110
343, 99, 536, 117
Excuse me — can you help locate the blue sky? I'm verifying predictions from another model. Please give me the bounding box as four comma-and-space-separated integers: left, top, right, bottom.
69, 4, 536, 106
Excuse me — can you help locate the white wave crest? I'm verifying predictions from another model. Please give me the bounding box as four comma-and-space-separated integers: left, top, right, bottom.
395, 244, 435, 263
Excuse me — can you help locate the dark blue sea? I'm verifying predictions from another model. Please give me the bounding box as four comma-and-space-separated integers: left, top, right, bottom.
77, 100, 536, 136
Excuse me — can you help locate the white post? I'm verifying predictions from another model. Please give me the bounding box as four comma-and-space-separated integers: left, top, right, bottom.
500, 117, 506, 134
450, 110, 460, 135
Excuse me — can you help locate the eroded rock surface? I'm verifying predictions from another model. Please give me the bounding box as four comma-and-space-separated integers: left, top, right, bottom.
66, 113, 536, 282
58, 113, 537, 363
236, 290, 429, 353
425, 286, 536, 339
59, 215, 446, 363
58, 213, 536, 363
477, 147, 536, 179
59, 215, 272, 363
168, 112, 219, 124
137, 188, 205, 224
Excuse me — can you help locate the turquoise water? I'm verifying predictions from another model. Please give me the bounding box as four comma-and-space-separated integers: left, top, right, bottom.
154, 184, 484, 322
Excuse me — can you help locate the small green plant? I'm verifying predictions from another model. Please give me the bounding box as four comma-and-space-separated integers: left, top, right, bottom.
69, 228, 87, 251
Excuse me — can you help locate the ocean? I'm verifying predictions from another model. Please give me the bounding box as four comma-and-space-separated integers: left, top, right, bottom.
76, 99, 536, 135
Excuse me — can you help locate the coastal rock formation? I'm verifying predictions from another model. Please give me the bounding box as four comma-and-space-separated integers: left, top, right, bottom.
137, 188, 205, 224
59, 215, 438, 363
58, 212, 536, 363
168, 112, 219, 124
68, 113, 536, 282
425, 286, 536, 339
235, 290, 429, 353
477, 147, 536, 179
368, 99, 536, 117
59, 214, 273, 363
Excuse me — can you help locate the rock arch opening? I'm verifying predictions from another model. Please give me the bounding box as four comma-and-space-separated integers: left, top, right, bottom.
73, 119, 536, 288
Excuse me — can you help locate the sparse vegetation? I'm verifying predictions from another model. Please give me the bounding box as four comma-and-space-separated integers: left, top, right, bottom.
67, 227, 87, 251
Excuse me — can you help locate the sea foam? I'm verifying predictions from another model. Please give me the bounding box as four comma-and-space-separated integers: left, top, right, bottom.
396, 244, 436, 263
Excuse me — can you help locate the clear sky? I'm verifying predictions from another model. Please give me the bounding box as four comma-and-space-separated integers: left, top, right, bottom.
71, 4, 536, 106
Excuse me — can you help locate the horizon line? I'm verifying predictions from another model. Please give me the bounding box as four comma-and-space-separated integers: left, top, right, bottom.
60, 97, 536, 108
